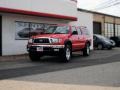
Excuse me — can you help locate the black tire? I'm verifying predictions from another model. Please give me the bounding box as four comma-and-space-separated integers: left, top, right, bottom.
97, 44, 103, 50
29, 52, 42, 61
61, 45, 72, 62
83, 43, 90, 56
107, 46, 112, 50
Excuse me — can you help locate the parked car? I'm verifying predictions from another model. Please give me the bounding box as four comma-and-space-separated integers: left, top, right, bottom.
110, 36, 120, 47
27, 25, 91, 62
110, 39, 116, 47
93, 34, 115, 50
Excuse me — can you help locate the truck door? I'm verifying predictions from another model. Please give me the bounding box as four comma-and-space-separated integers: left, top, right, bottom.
77, 27, 85, 49
70, 26, 80, 50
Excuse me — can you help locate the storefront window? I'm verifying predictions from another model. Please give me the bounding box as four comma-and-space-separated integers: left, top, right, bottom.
115, 24, 120, 36
118, 25, 120, 36
115, 25, 118, 36
105, 23, 120, 37
15, 21, 51, 40
104, 23, 114, 37
15, 22, 30, 39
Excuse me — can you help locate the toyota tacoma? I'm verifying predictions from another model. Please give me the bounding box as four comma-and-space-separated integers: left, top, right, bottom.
27, 25, 91, 62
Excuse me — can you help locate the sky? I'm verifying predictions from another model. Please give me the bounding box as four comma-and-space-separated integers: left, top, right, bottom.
77, 0, 120, 17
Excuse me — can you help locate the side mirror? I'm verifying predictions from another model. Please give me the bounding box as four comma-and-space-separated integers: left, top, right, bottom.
72, 31, 78, 35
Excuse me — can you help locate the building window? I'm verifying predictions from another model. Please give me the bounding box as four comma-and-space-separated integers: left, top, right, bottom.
15, 21, 51, 40
115, 24, 118, 36
105, 23, 120, 37
115, 24, 120, 36
118, 25, 120, 36
104, 23, 114, 37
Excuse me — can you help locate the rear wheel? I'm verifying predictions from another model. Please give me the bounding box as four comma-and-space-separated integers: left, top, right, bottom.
83, 43, 90, 56
29, 52, 42, 61
61, 45, 72, 62
107, 46, 112, 50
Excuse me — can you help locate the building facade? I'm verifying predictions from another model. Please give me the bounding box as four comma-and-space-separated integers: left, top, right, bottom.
78, 8, 120, 38
93, 14, 120, 37
0, 0, 93, 56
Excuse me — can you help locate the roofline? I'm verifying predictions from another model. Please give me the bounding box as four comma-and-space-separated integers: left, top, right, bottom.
77, 8, 120, 19
0, 7, 77, 21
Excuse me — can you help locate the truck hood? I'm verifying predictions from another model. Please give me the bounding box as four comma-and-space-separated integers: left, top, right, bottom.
32, 34, 70, 39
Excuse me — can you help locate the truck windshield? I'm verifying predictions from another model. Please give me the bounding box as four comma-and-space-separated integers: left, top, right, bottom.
45, 26, 69, 34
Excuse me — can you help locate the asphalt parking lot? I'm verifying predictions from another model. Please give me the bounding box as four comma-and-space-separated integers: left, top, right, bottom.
0, 48, 120, 90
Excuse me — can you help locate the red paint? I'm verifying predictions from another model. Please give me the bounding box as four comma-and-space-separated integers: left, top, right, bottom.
27, 25, 91, 61
0, 7, 77, 21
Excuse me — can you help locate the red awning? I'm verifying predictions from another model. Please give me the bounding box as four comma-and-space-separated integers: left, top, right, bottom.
0, 7, 77, 21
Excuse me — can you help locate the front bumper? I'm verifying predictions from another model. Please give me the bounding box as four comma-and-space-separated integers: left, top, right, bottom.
27, 45, 65, 55
104, 43, 113, 48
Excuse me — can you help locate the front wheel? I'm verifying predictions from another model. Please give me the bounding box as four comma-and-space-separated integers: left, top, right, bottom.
83, 44, 90, 56
61, 45, 72, 62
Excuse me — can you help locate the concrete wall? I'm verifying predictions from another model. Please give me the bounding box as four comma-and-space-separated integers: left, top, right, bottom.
0, 0, 77, 17
70, 11, 93, 49
1, 13, 69, 55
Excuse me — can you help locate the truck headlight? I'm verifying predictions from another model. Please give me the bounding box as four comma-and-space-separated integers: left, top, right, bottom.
28, 38, 33, 43
50, 38, 61, 43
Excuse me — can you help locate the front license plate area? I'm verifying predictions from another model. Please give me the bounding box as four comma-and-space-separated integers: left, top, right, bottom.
37, 46, 43, 51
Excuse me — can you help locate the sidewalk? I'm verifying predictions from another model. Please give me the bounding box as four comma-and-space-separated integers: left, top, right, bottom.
0, 54, 29, 62
0, 80, 119, 90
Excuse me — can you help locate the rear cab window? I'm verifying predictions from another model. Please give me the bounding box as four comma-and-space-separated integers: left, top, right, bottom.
80, 26, 90, 35
76, 27, 82, 35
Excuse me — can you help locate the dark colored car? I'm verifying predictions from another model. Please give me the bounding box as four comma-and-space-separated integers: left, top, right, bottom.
93, 34, 115, 50
110, 36, 120, 47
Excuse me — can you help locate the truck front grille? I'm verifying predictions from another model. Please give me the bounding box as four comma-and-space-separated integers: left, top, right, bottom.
33, 38, 50, 44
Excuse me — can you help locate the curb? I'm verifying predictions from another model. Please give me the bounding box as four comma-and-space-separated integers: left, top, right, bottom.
0, 54, 29, 62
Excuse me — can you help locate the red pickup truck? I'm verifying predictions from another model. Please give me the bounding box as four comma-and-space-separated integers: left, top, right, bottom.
27, 24, 91, 62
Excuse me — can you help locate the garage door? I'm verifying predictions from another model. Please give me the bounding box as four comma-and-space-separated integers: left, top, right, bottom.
0, 16, 2, 56
93, 22, 102, 34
